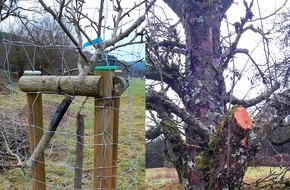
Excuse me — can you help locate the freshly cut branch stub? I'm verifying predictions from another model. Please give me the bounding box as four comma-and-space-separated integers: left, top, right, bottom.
234, 107, 253, 130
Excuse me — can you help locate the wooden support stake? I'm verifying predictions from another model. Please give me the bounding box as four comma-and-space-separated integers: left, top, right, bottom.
74, 113, 85, 189
112, 97, 120, 188
94, 66, 116, 189
27, 93, 46, 190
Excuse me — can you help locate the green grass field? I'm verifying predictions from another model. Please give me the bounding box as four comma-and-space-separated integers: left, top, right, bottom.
0, 70, 145, 189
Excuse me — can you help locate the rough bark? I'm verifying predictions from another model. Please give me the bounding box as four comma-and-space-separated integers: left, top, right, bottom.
180, 0, 254, 189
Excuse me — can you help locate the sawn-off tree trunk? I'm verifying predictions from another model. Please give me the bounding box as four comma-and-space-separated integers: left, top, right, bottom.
182, 1, 252, 189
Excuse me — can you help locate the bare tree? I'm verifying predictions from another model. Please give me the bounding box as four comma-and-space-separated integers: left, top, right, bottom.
2, 16, 77, 77
146, 0, 290, 189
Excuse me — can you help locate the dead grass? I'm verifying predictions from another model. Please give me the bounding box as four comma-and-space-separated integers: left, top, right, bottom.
146, 167, 181, 189
146, 166, 290, 190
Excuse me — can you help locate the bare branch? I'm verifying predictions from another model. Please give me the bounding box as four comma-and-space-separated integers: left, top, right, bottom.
268, 132, 290, 146
222, 24, 269, 70
38, 0, 89, 63
98, 0, 104, 37
251, 0, 288, 22
79, 14, 145, 76
146, 89, 211, 139
229, 82, 280, 107
120, 1, 145, 20
221, 48, 249, 59
112, 3, 123, 37
146, 124, 162, 140
70, 0, 84, 73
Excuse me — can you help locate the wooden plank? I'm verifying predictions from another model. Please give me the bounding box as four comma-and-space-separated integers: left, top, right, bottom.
94, 71, 115, 189
27, 93, 46, 190
19, 76, 103, 97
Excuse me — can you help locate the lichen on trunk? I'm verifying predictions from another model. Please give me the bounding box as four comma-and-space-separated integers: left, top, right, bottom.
182, 1, 251, 189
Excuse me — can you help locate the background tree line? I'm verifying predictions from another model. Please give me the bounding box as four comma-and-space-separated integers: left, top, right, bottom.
0, 17, 145, 78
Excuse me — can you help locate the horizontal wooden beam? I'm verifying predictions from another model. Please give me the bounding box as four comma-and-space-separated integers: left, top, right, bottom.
19, 76, 104, 97
19, 75, 129, 97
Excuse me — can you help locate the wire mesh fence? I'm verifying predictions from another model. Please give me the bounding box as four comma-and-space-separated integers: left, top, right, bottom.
0, 0, 145, 189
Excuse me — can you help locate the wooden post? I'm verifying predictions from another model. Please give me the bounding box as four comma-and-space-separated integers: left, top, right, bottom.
26, 71, 46, 190
112, 96, 120, 188
94, 66, 117, 189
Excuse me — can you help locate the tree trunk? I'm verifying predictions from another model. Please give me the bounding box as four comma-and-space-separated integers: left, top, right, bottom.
183, 1, 251, 189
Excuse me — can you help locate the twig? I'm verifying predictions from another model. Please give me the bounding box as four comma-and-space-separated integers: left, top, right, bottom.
0, 131, 23, 167
38, 0, 89, 63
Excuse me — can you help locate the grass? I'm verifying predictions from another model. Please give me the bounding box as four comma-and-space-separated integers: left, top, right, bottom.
243, 166, 290, 189
0, 70, 145, 189
146, 166, 290, 190
244, 166, 290, 182
146, 167, 180, 189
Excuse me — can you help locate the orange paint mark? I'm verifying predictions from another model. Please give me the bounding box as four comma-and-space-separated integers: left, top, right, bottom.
234, 107, 253, 130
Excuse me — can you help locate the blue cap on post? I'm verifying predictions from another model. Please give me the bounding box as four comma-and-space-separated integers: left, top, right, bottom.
95, 66, 118, 71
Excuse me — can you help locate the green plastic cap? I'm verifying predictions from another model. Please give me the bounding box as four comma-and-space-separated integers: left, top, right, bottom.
95, 66, 118, 71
